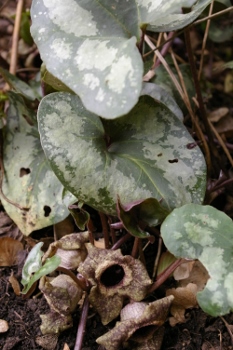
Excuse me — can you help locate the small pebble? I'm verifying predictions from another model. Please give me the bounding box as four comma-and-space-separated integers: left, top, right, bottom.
0, 319, 9, 333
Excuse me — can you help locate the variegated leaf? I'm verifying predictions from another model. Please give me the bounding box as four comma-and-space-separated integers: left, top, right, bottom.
30, 0, 211, 119
38, 92, 206, 215
0, 92, 76, 236
161, 204, 233, 316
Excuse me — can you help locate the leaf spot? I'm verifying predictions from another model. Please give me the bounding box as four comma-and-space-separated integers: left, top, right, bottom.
83, 73, 100, 90
50, 38, 72, 60
20, 168, 31, 177
43, 205, 51, 217
75, 40, 117, 71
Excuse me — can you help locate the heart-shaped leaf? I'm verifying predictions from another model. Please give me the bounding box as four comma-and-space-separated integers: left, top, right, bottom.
31, 0, 211, 119
161, 204, 233, 316
38, 92, 206, 215
0, 92, 76, 236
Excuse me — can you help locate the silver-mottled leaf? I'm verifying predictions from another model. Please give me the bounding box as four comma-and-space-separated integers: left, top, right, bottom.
30, 0, 211, 119
161, 204, 233, 316
139, 0, 212, 31
31, 0, 142, 119
141, 82, 183, 121
0, 92, 76, 236
38, 92, 206, 215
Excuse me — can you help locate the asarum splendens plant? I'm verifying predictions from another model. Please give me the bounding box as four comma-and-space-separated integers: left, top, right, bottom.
78, 243, 152, 325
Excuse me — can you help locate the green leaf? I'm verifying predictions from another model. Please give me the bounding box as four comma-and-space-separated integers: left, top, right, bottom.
0, 92, 76, 236
68, 203, 90, 231
21, 242, 61, 294
141, 82, 183, 121
117, 197, 169, 238
20, 12, 33, 46
0, 67, 37, 101
38, 92, 206, 215
30, 0, 211, 119
139, 0, 212, 32
161, 204, 233, 316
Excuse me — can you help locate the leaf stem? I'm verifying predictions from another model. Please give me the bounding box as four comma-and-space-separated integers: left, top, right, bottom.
74, 293, 89, 350
111, 233, 131, 250
99, 212, 110, 249
148, 258, 185, 294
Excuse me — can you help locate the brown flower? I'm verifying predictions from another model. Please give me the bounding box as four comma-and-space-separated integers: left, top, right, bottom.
78, 243, 152, 324
96, 296, 174, 350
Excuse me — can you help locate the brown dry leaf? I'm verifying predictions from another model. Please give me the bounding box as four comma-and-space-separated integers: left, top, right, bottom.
179, 260, 209, 291
173, 260, 195, 281
96, 296, 174, 350
207, 107, 229, 123
0, 237, 23, 266
166, 283, 198, 326
9, 272, 21, 296
78, 243, 152, 325
62, 344, 70, 350
215, 115, 233, 137
35, 334, 58, 350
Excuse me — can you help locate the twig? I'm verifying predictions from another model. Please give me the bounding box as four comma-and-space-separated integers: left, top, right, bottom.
194, 6, 233, 25
152, 237, 163, 279
198, 0, 214, 80
143, 32, 174, 81
184, 27, 223, 175
74, 293, 89, 350
209, 178, 233, 192
9, 0, 24, 75
208, 120, 233, 168
220, 316, 233, 345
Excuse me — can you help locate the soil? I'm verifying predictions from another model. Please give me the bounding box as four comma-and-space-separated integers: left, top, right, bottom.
1, 262, 233, 350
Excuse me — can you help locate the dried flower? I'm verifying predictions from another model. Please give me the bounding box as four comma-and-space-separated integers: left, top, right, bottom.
78, 243, 152, 324
96, 296, 174, 350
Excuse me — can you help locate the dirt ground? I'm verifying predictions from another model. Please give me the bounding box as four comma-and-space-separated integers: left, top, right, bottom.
1, 258, 233, 350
